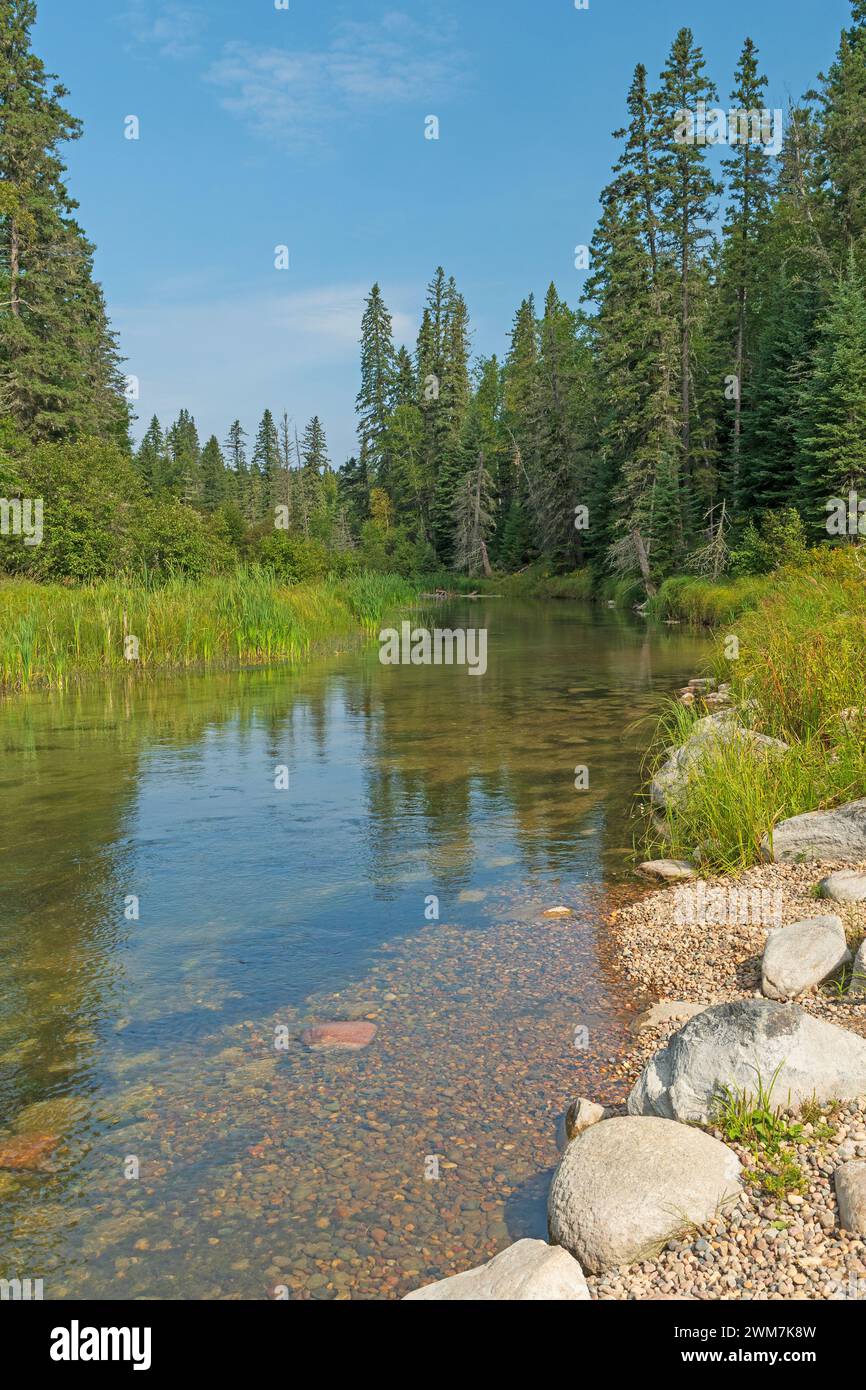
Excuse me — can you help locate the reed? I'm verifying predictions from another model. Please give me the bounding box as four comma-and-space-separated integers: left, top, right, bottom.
0, 569, 419, 692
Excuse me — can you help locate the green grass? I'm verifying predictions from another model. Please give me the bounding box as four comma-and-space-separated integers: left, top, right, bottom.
647, 573, 770, 625
0, 568, 419, 692
645, 547, 866, 870
710, 1065, 819, 1199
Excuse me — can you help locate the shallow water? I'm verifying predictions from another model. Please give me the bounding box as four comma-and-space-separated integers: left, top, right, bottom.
0, 599, 710, 1299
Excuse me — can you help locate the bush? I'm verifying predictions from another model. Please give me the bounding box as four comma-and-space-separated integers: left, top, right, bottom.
730, 507, 809, 576
0, 437, 234, 581
256, 532, 333, 583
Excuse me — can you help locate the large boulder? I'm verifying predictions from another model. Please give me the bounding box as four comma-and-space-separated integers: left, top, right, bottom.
628, 999, 866, 1123
651, 714, 787, 813
762, 799, 866, 863
402, 1239, 591, 1301
548, 1116, 741, 1274
761, 915, 851, 1000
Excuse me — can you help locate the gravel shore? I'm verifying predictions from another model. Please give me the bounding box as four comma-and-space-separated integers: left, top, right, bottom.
591, 861, 866, 1299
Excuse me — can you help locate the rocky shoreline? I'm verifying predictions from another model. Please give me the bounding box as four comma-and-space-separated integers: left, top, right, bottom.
405, 712, 866, 1301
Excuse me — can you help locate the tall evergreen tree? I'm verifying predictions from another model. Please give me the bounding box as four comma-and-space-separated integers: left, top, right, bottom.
356, 283, 395, 492
798, 254, 866, 533
719, 39, 774, 489
0, 0, 128, 442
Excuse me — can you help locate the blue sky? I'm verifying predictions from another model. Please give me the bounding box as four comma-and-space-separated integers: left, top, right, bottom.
35, 0, 853, 463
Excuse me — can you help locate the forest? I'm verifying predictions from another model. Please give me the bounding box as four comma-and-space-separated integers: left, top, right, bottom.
3, 0, 866, 592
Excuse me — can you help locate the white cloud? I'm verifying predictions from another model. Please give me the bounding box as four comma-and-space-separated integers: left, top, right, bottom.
205, 11, 468, 143
122, 2, 205, 61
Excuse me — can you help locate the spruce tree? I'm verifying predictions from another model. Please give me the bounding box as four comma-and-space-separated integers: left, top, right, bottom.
200, 435, 227, 512
653, 29, 721, 503
252, 408, 280, 514
798, 255, 866, 534
0, 0, 128, 443
356, 283, 395, 491
719, 39, 774, 489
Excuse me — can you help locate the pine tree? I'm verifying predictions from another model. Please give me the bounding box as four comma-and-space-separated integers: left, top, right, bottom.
299, 415, 330, 526
135, 416, 165, 494
165, 409, 201, 505
798, 254, 866, 534
738, 266, 821, 520
719, 39, 774, 489
0, 0, 128, 443
356, 283, 395, 491
200, 435, 226, 512
814, 1, 866, 257
653, 29, 721, 504
252, 408, 280, 515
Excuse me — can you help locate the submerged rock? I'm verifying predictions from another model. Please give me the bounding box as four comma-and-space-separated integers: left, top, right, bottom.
762, 799, 866, 863
628, 999, 866, 1123
548, 1116, 741, 1274
761, 915, 851, 1000
0, 1133, 59, 1171
403, 1238, 591, 1300
300, 1021, 377, 1051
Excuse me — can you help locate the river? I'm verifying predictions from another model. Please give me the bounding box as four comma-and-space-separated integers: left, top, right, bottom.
0, 598, 710, 1299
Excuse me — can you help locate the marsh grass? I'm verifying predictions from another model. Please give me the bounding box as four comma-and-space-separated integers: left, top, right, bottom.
645, 548, 866, 870
0, 569, 418, 692
647, 573, 769, 625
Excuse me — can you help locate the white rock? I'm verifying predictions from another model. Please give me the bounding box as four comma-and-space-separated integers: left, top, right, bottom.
637, 859, 696, 883
762, 799, 866, 863
761, 915, 850, 1000
548, 1116, 741, 1274
818, 870, 866, 903
835, 1160, 866, 1235
628, 999, 866, 1124
402, 1238, 591, 1300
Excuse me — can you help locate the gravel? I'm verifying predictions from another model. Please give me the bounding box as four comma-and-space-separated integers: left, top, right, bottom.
594, 860, 866, 1299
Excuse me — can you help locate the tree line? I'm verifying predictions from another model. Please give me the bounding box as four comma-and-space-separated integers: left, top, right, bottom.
4, 0, 866, 586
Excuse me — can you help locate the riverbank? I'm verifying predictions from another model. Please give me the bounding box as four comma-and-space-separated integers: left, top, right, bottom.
0, 570, 418, 692
643, 547, 866, 872
587, 863, 866, 1300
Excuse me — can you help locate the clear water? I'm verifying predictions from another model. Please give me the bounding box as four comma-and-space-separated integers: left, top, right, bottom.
0, 599, 710, 1299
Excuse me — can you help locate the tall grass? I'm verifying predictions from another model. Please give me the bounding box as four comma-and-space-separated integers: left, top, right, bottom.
0, 569, 418, 692
646, 548, 866, 870
647, 573, 769, 625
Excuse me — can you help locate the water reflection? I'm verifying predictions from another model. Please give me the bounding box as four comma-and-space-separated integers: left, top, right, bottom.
0, 600, 710, 1297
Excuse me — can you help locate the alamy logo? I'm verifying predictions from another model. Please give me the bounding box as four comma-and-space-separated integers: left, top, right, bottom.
674, 102, 783, 156
0, 497, 43, 546
50, 1321, 152, 1372
826, 491, 866, 536
378, 621, 488, 676
674, 880, 783, 928
0, 1276, 43, 1300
